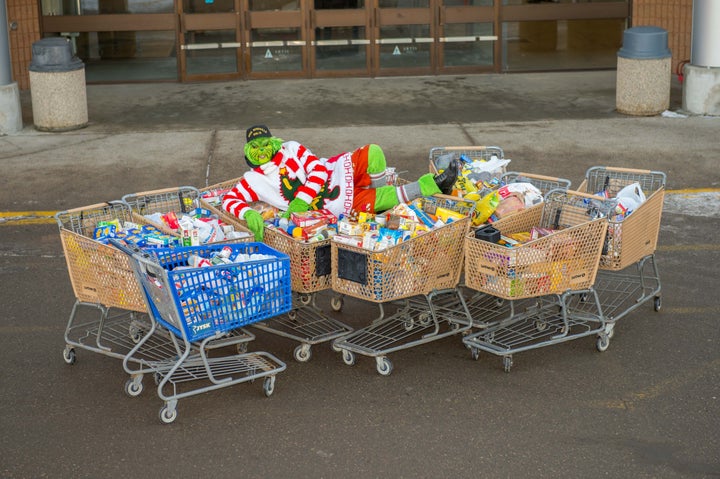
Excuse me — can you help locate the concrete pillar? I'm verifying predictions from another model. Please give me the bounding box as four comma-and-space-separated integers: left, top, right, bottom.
0, 0, 23, 134
682, 0, 720, 116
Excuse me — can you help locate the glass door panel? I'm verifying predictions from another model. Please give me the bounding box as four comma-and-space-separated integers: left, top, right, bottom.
375, 0, 433, 74
180, 0, 241, 80
438, 0, 495, 72
246, 1, 306, 77
312, 1, 370, 75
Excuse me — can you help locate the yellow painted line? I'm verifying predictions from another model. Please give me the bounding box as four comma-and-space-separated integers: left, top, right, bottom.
0, 211, 57, 225
591, 357, 720, 411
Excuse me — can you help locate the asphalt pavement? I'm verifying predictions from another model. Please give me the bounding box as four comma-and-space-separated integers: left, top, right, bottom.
1, 70, 719, 478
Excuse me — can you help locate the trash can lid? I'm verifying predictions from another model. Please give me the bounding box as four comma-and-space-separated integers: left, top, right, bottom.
29, 37, 84, 73
618, 26, 671, 60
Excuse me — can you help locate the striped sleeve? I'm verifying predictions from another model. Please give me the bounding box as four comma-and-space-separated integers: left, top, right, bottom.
293, 143, 330, 204
222, 177, 258, 220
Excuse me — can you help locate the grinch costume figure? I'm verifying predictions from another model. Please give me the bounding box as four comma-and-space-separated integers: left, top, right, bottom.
223, 125, 460, 240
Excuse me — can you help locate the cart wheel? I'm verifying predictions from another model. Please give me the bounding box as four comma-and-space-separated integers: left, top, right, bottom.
287, 310, 297, 321
495, 298, 505, 308
263, 376, 276, 397
124, 377, 143, 397
342, 350, 356, 366
159, 404, 178, 425
376, 357, 393, 376
293, 344, 312, 363
62, 347, 76, 365
129, 324, 144, 344
154, 372, 162, 385
330, 295, 344, 312
403, 318, 414, 331
236, 342, 249, 354
596, 333, 610, 352
418, 312, 432, 327
470, 348, 480, 361
502, 356, 513, 373
654, 295, 662, 312
535, 319, 548, 332
298, 293, 312, 306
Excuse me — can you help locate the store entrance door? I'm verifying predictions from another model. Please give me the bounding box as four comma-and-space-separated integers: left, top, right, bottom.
179, 0, 243, 81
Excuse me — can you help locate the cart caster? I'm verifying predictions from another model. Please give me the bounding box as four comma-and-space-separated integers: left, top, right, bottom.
129, 321, 145, 344
293, 344, 312, 363
330, 294, 344, 312
236, 342, 249, 354
342, 350, 356, 366
502, 356, 513, 373
298, 293, 312, 306
263, 376, 276, 397
449, 321, 461, 331
418, 312, 432, 327
596, 333, 610, 352
470, 347, 480, 361
403, 318, 415, 331
376, 356, 393, 376
124, 376, 144, 397
604, 323, 615, 340
654, 295, 662, 312
287, 310, 297, 321
63, 346, 76, 365
154, 372, 162, 385
534, 319, 548, 332
159, 404, 178, 425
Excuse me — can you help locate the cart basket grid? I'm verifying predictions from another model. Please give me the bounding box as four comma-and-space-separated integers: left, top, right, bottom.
577, 167, 666, 270
331, 195, 474, 303
464, 189, 608, 300
56, 202, 148, 312
200, 177, 333, 293
135, 242, 292, 342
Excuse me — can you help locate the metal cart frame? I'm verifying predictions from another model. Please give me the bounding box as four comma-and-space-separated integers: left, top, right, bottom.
117, 241, 291, 424
199, 177, 353, 363
330, 195, 476, 375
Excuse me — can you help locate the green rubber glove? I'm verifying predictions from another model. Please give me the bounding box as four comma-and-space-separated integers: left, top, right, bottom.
243, 209, 265, 241
281, 197, 311, 219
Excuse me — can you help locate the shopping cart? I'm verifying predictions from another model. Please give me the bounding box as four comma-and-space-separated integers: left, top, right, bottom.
122, 185, 253, 245
57, 200, 258, 397
199, 177, 353, 363
565, 167, 666, 340
330, 195, 475, 376
462, 189, 609, 372
428, 145, 506, 175
115, 240, 291, 424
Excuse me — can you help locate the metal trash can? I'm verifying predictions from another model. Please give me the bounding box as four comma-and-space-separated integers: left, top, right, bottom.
615, 26, 672, 116
29, 37, 88, 131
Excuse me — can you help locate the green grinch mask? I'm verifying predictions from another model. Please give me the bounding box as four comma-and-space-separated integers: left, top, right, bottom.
244, 136, 284, 167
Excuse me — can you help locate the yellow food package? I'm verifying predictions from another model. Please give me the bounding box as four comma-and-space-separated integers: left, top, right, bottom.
472, 190, 500, 226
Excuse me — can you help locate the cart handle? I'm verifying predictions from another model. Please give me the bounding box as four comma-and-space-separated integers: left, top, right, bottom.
54, 200, 127, 227
202, 177, 243, 192
512, 172, 570, 183
122, 185, 200, 199
562, 190, 609, 201
594, 166, 652, 175
432, 146, 493, 151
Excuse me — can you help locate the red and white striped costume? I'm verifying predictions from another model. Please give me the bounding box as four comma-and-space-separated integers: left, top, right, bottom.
223, 140, 356, 220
